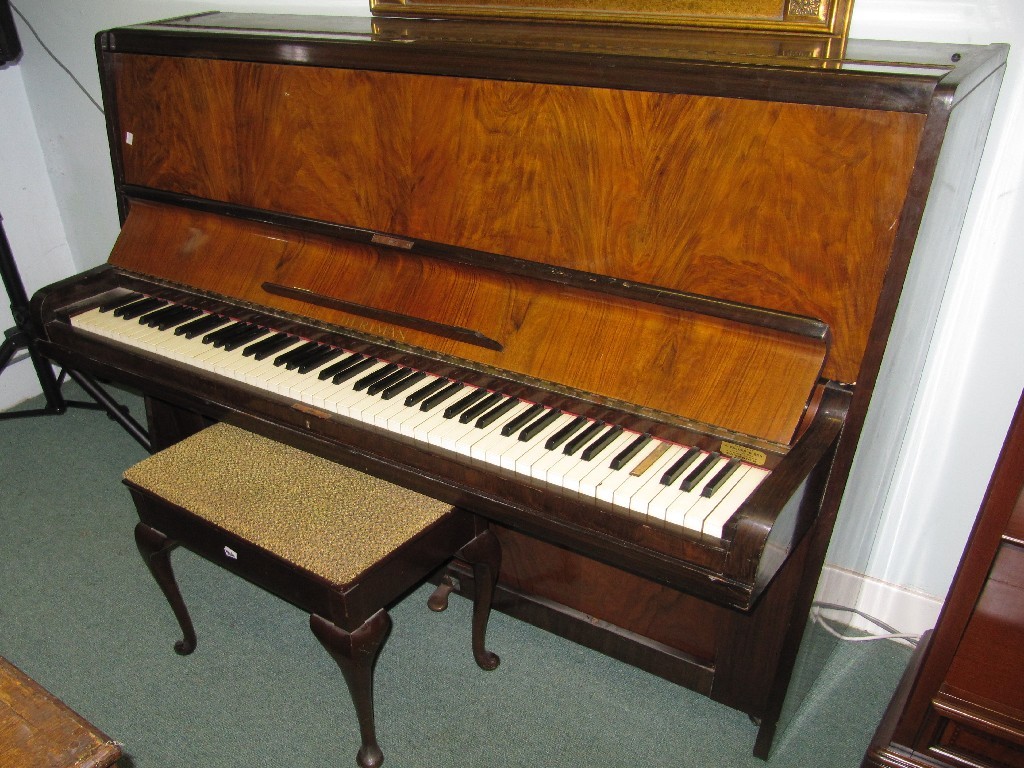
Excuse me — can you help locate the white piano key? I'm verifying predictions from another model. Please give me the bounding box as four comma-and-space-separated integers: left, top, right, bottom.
659, 454, 729, 530
507, 412, 576, 475
595, 437, 665, 507
677, 464, 751, 533
622, 444, 689, 520
700, 466, 770, 538
467, 402, 536, 463
575, 431, 642, 499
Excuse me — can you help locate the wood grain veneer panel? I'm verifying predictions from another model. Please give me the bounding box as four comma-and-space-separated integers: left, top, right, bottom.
109, 201, 825, 443
113, 54, 924, 387
493, 526, 722, 661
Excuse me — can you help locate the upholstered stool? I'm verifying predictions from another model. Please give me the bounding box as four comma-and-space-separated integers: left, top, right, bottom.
122, 422, 500, 768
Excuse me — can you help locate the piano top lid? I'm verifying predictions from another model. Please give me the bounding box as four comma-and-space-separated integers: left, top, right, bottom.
102, 12, 1006, 113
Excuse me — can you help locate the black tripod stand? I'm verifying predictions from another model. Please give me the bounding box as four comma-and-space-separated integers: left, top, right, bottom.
0, 213, 151, 451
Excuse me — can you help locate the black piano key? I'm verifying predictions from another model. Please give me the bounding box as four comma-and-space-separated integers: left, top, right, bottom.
580, 425, 624, 461
610, 433, 652, 471
660, 447, 701, 486
701, 458, 742, 498
222, 326, 268, 351
380, 371, 427, 400
115, 297, 166, 319
285, 343, 330, 370
500, 403, 545, 437
518, 408, 561, 441
443, 388, 489, 419
175, 314, 229, 338
318, 353, 364, 380
680, 452, 722, 492
545, 416, 588, 450
405, 377, 450, 407
154, 306, 203, 330
563, 420, 605, 456
332, 357, 378, 385
203, 321, 251, 347
274, 341, 319, 366
353, 363, 399, 392
475, 397, 519, 429
366, 367, 412, 396
457, 392, 503, 424
420, 382, 464, 412
99, 293, 143, 312
138, 303, 189, 327
296, 347, 345, 375
244, 333, 296, 359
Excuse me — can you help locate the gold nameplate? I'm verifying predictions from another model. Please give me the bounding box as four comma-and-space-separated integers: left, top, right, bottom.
719, 441, 767, 466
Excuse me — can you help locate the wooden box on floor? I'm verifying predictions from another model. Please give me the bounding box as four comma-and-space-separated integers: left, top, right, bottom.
0, 656, 121, 768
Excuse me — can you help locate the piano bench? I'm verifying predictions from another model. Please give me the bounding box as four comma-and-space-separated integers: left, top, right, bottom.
121, 422, 500, 768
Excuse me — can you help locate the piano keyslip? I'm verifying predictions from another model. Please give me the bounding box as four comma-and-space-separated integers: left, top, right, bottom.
71, 298, 769, 538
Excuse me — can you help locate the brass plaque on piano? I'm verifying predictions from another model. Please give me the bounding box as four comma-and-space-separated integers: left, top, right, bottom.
369, 0, 853, 39
719, 441, 768, 466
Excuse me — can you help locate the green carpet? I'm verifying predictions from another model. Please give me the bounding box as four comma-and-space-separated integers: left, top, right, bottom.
1, 384, 909, 767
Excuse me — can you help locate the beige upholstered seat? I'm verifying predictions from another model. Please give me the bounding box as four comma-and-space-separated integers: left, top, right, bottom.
123, 422, 454, 586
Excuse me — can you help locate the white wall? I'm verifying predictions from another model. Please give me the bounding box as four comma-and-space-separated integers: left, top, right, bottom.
837, 0, 1024, 617
0, 52, 77, 408
5, 0, 1024, 631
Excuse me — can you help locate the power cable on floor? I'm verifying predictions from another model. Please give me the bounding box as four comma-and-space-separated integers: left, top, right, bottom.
811, 601, 920, 649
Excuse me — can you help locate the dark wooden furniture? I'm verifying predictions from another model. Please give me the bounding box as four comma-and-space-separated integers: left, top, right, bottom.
0, 655, 121, 768
124, 422, 500, 768
30, 10, 1007, 758
864, 389, 1024, 768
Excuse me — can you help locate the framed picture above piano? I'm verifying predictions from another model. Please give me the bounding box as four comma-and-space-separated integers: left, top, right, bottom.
369, 0, 854, 39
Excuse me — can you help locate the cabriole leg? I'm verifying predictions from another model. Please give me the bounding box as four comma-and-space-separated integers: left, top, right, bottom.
310, 610, 392, 768
134, 521, 197, 655
458, 528, 501, 671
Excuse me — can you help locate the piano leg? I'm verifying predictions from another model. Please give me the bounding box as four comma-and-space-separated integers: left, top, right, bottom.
133, 522, 197, 655
310, 610, 392, 768
458, 528, 502, 671
144, 396, 212, 452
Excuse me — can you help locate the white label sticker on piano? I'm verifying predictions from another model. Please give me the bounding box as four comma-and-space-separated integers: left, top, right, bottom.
125, 131, 134, 145
223, 546, 238, 560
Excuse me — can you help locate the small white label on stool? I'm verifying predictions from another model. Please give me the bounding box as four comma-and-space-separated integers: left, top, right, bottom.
125, 131, 134, 145
224, 546, 238, 560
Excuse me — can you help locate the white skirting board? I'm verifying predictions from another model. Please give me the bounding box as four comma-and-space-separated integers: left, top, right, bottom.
815, 565, 945, 638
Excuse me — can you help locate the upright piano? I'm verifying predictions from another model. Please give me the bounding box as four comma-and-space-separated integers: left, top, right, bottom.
31, 5, 1006, 758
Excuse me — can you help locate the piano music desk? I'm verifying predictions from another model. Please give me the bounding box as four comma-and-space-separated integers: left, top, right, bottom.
122, 422, 501, 768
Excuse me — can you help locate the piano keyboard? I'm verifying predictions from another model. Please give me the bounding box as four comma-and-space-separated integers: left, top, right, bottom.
71, 295, 769, 538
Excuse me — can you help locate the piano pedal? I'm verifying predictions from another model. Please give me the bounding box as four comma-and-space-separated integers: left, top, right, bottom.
427, 574, 460, 612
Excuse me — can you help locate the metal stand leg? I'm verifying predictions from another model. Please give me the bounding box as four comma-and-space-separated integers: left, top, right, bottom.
0, 213, 151, 452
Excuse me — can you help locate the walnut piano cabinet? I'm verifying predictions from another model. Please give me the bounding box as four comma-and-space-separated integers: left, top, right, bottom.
30, 12, 1007, 759
864, 390, 1024, 768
